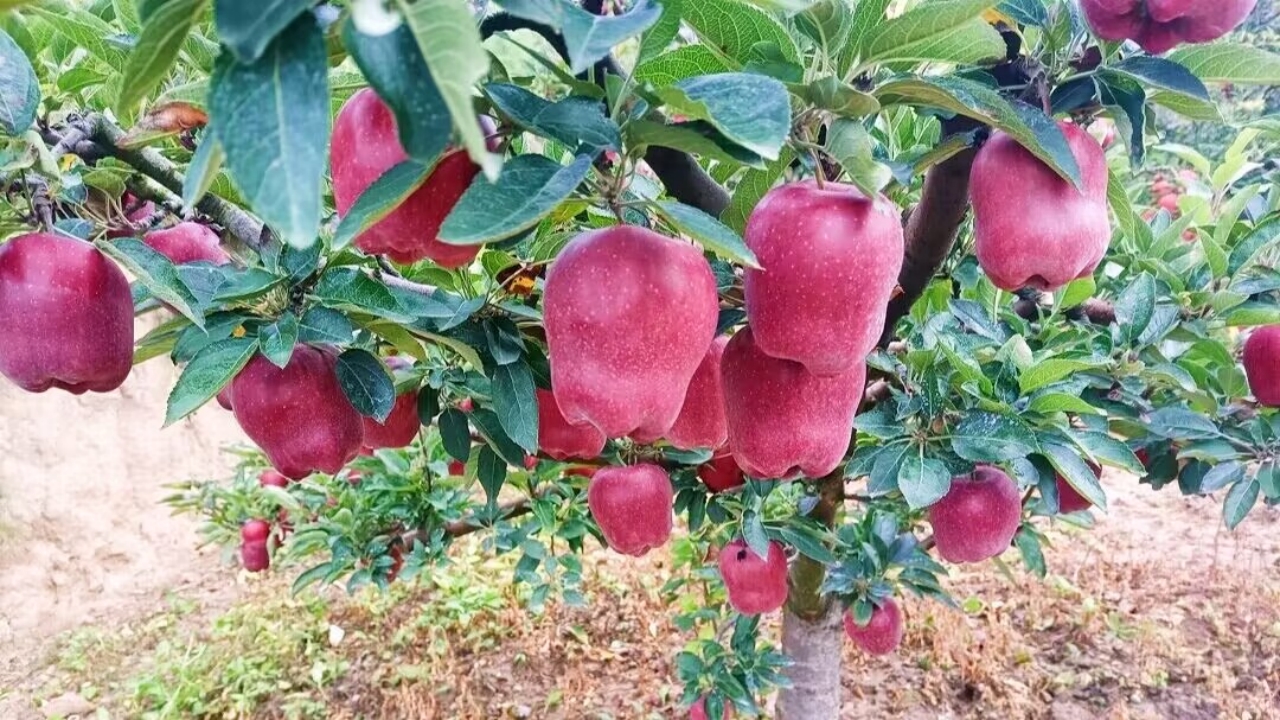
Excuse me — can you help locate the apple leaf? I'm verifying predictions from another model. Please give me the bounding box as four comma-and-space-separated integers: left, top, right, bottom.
333, 159, 438, 251
1200, 461, 1244, 493
497, 0, 661, 73
998, 0, 1049, 25
741, 510, 771, 560
209, 13, 328, 249
625, 119, 766, 169
214, 0, 313, 63
491, 361, 539, 454
682, 0, 800, 65
486, 84, 620, 154
897, 452, 952, 510
313, 267, 418, 324
297, 307, 356, 345
722, 148, 793, 234
1106, 56, 1210, 102
0, 28, 39, 135
776, 523, 836, 565
1041, 440, 1107, 511
824, 118, 892, 197
804, 77, 880, 118
471, 407, 528, 467
29, 4, 128, 67
438, 154, 593, 246
416, 386, 440, 424
182, 128, 225, 209
1223, 478, 1260, 530
336, 348, 396, 422
258, 313, 298, 368
653, 73, 791, 162
438, 408, 472, 462
649, 200, 761, 269
637, 0, 681, 64
858, 0, 1004, 67
115, 0, 201, 116
1014, 528, 1046, 579
97, 238, 205, 328
1018, 358, 1102, 394
164, 337, 259, 425
635, 45, 732, 87
1070, 430, 1144, 474
477, 445, 507, 512
1114, 273, 1156, 344
1145, 407, 1222, 441
1166, 42, 1280, 86
950, 411, 1039, 462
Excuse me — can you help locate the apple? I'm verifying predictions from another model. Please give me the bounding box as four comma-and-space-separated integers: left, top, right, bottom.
928, 466, 1022, 564
216, 387, 234, 411
743, 180, 904, 376
544, 225, 719, 441
1244, 325, 1280, 406
690, 696, 732, 720
564, 466, 597, 479
456, 397, 474, 413
230, 345, 365, 479
971, 121, 1110, 291
586, 464, 673, 556
718, 539, 788, 615
721, 327, 864, 479
1056, 461, 1101, 514
1151, 179, 1175, 195
523, 454, 539, 471
331, 88, 494, 268
843, 598, 904, 656
142, 222, 230, 265
537, 388, 606, 460
107, 191, 154, 238
698, 451, 745, 493
259, 469, 290, 488
666, 336, 730, 450
447, 459, 466, 476
1081, 0, 1258, 55
362, 392, 420, 450
1157, 193, 1180, 214
0, 233, 133, 394
241, 519, 271, 572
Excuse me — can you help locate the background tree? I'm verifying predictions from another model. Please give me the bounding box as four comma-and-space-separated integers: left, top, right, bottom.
0, 0, 1277, 718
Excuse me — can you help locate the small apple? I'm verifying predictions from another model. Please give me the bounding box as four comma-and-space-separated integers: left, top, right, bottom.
456, 397, 474, 413
537, 387, 606, 460
107, 191, 154, 238
1055, 461, 1101, 514
523, 454, 539, 471
241, 519, 271, 572
698, 452, 745, 493
690, 696, 732, 720
586, 464, 673, 556
1157, 192, 1180, 214
259, 470, 290, 488
843, 598, 904, 656
142, 222, 230, 265
1244, 325, 1280, 406
447, 460, 466, 476
666, 336, 730, 450
928, 466, 1022, 564
718, 539, 788, 615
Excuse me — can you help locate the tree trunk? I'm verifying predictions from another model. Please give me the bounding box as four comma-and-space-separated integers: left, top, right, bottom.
777, 605, 843, 720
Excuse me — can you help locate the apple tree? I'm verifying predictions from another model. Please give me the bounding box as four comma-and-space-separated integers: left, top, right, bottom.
1, 0, 1278, 717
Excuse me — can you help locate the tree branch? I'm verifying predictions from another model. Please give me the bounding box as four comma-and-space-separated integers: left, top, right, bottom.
787, 470, 844, 621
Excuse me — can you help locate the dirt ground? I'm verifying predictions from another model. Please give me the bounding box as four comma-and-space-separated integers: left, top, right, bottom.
0, 334, 1277, 718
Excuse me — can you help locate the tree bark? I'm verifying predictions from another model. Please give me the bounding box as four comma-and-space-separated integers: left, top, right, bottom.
777, 605, 844, 720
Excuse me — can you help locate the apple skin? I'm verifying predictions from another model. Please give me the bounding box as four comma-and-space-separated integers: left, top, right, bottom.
743, 180, 904, 376
544, 225, 719, 441
1055, 461, 1101, 514
241, 519, 271, 572
1245, 326, 1280, 406
447, 459, 466, 476
721, 327, 864, 479
718, 539, 788, 615
843, 598, 904, 656
362, 391, 420, 450
971, 121, 1110, 292
586, 464, 673, 556
698, 451, 745, 493
330, 88, 492, 268
142, 222, 230, 265
929, 466, 1022, 564
216, 387, 234, 411
690, 696, 732, 720
666, 336, 730, 450
537, 388, 606, 460
230, 345, 365, 479
259, 470, 290, 488
0, 233, 134, 394
1081, 0, 1258, 54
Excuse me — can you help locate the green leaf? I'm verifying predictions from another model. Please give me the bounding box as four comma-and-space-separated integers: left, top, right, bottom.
0, 28, 39, 135
214, 0, 312, 63
649, 200, 760, 269
1019, 358, 1099, 393
1014, 527, 1046, 578
1166, 43, 1280, 86
1027, 393, 1100, 415
164, 337, 258, 425
1106, 56, 1209, 101
396, 0, 501, 179
1041, 440, 1106, 510
998, 0, 1047, 26
859, 0, 1004, 67
1059, 276, 1096, 309
824, 118, 892, 197
438, 154, 592, 245
741, 511, 771, 560
1222, 300, 1280, 328
258, 313, 298, 368
840, 0, 890, 73
624, 119, 767, 168
297, 307, 354, 344
682, 0, 800, 65
416, 385, 440, 424
210, 14, 328, 249
30, 4, 128, 66
477, 445, 508, 510
951, 411, 1039, 462
897, 452, 952, 510
336, 348, 396, 422
97, 238, 205, 328
777, 524, 836, 565
805, 77, 880, 118
1146, 407, 1221, 441
653, 73, 791, 161
1113, 273, 1156, 344
343, 19, 451, 162
486, 83, 620, 153
333, 160, 436, 251
721, 148, 793, 234
1222, 478, 1259, 530
1097, 72, 1146, 167
313, 267, 417, 323
637, 0, 681, 63
1070, 430, 1143, 474
561, 0, 661, 74
471, 407, 527, 466
854, 404, 906, 440
116, 0, 202, 116
182, 130, 225, 208
635, 44, 732, 87
438, 408, 472, 462
491, 361, 539, 454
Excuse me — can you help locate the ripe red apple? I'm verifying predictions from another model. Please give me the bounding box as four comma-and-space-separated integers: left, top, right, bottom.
447, 459, 465, 476
743, 180, 904, 377
241, 519, 271, 572
456, 397, 474, 413
666, 336, 730, 450
216, 387, 234, 411
1151, 179, 1175, 195
1056, 461, 1101, 514
698, 451, 745, 493
230, 345, 365, 479
1244, 325, 1280, 406
971, 121, 1110, 291
586, 463, 673, 556
537, 388, 606, 460
362, 391, 420, 450
523, 454, 539, 470
142, 222, 230, 265
564, 465, 597, 479
107, 192, 154, 238
544, 225, 718, 441
1157, 192, 1180, 214
0, 233, 133, 394
690, 696, 732, 720
721, 327, 864, 479
718, 539, 788, 615
928, 466, 1022, 564
1081, 0, 1258, 54
331, 88, 492, 268
258, 469, 290, 488
843, 598, 904, 655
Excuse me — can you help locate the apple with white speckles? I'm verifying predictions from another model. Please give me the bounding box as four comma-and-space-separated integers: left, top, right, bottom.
587, 463, 673, 556
1244, 325, 1280, 407
1081, 0, 1257, 55
241, 519, 271, 572
743, 180, 904, 376
719, 538, 788, 615
667, 336, 729, 450
844, 598, 904, 655
544, 225, 719, 441
928, 465, 1022, 564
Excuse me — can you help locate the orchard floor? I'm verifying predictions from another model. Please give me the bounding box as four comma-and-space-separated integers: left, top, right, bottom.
0, 356, 1277, 718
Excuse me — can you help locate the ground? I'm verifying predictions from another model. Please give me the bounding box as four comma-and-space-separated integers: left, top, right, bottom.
0, 337, 1276, 719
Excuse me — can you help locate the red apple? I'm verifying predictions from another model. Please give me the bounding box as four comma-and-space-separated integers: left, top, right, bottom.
0, 233, 133, 394
1081, 0, 1258, 55
544, 225, 718, 441
721, 327, 864, 479
586, 464, 673, 556
1244, 325, 1280, 406
1055, 461, 1101, 514
362, 391, 420, 450
666, 336, 730, 450
107, 192, 154, 238
698, 452, 745, 493
217, 387, 234, 410
843, 598, 904, 656
1151, 179, 1175, 195
690, 696, 732, 720
1135, 447, 1150, 469
447, 460, 465, 476
259, 469, 290, 488
1157, 192, 1180, 214
331, 88, 492, 268
523, 454, 539, 470
718, 539, 788, 615
241, 519, 271, 572
971, 121, 1110, 291
142, 222, 230, 265
537, 388, 606, 460
456, 397, 474, 413
743, 180, 904, 376
928, 466, 1022, 564
564, 466, 597, 479
230, 345, 365, 479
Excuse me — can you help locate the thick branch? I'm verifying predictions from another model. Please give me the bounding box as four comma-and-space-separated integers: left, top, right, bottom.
787, 471, 844, 621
